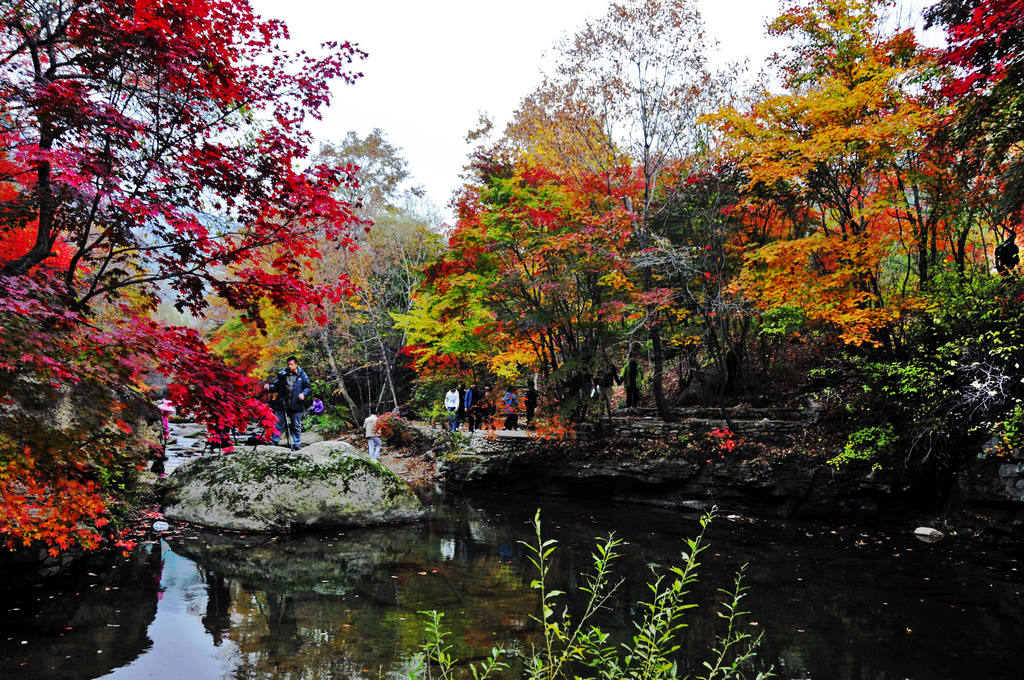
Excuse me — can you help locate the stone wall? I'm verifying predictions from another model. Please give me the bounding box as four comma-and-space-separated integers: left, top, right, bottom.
954, 436, 1024, 533
439, 439, 892, 520
581, 416, 805, 441
430, 413, 893, 520
423, 407, 810, 449
423, 415, 1024, 535
622, 406, 808, 421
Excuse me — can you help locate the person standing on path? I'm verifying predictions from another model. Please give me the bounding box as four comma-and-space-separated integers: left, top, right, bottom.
363, 411, 381, 460
995, 228, 1019, 273
444, 386, 460, 430
480, 386, 494, 430
502, 386, 519, 431
465, 382, 479, 432
525, 383, 538, 429
264, 356, 312, 450
456, 383, 467, 431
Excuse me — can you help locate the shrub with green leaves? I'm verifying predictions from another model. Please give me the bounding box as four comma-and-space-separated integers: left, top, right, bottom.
307, 403, 351, 438
835, 274, 1024, 472
829, 424, 897, 469
432, 429, 469, 460
410, 509, 772, 680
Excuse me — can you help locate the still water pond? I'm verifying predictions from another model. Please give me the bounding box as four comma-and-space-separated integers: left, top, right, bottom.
2, 495, 1022, 679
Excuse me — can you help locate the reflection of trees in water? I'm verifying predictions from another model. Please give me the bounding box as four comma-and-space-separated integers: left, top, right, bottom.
168, 526, 540, 678
263, 590, 301, 659
210, 564, 536, 677
161, 501, 1024, 680
0, 541, 163, 679
7, 499, 1022, 680
200, 569, 231, 646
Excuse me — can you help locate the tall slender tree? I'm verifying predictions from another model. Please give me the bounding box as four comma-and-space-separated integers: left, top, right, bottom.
506, 0, 731, 418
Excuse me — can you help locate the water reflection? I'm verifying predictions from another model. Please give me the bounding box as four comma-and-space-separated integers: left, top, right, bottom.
522, 504, 1024, 680
199, 570, 230, 646
166, 523, 424, 596
0, 541, 162, 678
157, 515, 539, 679
2, 497, 1022, 680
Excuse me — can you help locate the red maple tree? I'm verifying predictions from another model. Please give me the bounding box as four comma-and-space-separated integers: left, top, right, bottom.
1, 0, 366, 553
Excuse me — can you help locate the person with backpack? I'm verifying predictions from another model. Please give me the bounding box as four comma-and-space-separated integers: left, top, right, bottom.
501, 386, 519, 431
363, 410, 381, 460
264, 356, 313, 450
465, 382, 481, 432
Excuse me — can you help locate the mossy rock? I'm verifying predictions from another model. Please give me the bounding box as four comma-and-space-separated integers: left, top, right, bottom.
161, 441, 424, 531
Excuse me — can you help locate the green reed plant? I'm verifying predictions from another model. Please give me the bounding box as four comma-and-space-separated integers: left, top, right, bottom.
408, 611, 508, 680
411, 509, 772, 680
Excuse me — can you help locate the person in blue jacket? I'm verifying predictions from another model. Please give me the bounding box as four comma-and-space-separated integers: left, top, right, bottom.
464, 382, 478, 432
264, 356, 313, 450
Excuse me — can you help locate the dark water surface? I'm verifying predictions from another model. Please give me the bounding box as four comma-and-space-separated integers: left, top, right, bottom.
2, 495, 1022, 679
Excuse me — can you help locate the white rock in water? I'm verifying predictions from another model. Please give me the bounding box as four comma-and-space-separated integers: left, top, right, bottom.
913, 526, 944, 541
152, 521, 170, 532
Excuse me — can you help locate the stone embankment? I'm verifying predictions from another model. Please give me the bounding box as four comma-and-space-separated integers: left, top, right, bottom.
432, 407, 861, 518
157, 410, 1024, 535
428, 407, 1024, 535
577, 406, 808, 441
955, 435, 1024, 533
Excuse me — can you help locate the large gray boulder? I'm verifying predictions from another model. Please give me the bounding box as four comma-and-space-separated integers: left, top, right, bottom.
161, 440, 424, 531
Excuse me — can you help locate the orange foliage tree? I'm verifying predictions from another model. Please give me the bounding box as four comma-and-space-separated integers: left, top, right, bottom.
397, 156, 642, 406
712, 0, 959, 347
505, 0, 731, 416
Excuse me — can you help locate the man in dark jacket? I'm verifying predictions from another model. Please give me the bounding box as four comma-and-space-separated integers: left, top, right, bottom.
464, 382, 479, 432
264, 356, 313, 450
525, 383, 538, 428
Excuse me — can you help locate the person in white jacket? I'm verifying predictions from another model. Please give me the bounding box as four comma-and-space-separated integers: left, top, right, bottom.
363, 411, 381, 460
444, 387, 460, 430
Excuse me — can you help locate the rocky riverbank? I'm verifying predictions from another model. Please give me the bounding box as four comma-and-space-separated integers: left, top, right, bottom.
413, 410, 1024, 539
437, 433, 895, 519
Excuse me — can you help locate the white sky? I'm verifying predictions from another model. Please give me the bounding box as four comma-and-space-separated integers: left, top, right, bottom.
250, 0, 940, 225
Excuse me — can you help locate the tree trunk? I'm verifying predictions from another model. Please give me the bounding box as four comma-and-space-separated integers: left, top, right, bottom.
650, 317, 669, 419
372, 331, 400, 411
3, 141, 55, 277
314, 323, 360, 423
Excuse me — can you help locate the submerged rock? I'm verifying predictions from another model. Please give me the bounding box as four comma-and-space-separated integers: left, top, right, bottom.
161, 440, 424, 531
